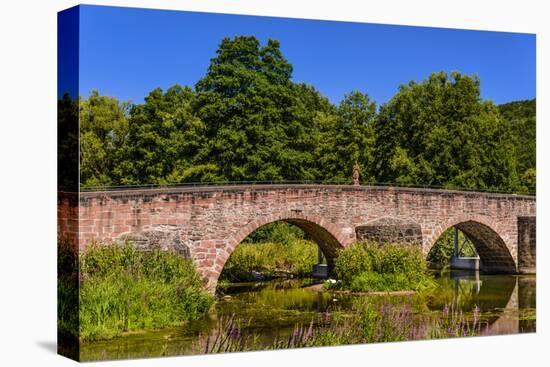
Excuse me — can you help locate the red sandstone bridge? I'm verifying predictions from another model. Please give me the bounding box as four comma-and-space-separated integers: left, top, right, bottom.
58, 184, 536, 290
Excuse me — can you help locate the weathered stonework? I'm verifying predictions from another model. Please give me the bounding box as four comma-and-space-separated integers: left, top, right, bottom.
57, 192, 79, 249
116, 225, 191, 258
356, 218, 423, 245
57, 184, 536, 290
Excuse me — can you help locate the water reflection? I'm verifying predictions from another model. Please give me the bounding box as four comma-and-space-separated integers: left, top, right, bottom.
431, 271, 536, 335
80, 273, 536, 361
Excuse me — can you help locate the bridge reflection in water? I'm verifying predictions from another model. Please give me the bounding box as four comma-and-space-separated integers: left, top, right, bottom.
439, 271, 536, 334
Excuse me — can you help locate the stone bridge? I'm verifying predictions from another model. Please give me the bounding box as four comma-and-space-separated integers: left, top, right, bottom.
58, 185, 536, 290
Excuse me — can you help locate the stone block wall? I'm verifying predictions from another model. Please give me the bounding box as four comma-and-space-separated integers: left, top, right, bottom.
356, 218, 423, 245
60, 185, 536, 290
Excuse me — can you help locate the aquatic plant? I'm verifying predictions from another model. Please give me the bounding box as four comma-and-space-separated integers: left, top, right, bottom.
192, 316, 254, 354
195, 303, 489, 354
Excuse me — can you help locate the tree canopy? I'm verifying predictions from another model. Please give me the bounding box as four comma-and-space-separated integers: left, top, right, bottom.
72, 36, 535, 194
372, 72, 521, 192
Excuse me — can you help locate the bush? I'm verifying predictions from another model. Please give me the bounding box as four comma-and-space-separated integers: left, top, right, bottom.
334, 242, 434, 292
375, 243, 428, 282
333, 242, 376, 284
77, 242, 214, 341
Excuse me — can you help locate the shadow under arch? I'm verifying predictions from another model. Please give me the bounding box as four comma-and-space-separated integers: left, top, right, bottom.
212, 213, 349, 290
427, 215, 516, 274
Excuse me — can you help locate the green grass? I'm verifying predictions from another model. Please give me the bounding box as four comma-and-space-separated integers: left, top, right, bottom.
220, 240, 318, 282
333, 241, 435, 292
58, 242, 214, 341
58, 242, 79, 342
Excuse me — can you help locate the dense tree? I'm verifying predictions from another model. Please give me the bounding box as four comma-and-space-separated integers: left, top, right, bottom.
114, 85, 205, 185
193, 36, 321, 182
58, 93, 79, 191
79, 91, 129, 187
373, 71, 520, 192
317, 91, 376, 182
498, 99, 536, 191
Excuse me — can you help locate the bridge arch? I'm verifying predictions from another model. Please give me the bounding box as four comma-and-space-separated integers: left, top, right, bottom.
425, 214, 516, 274
207, 211, 350, 291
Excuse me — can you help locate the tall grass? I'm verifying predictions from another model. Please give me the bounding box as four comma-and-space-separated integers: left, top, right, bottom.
333, 242, 435, 292
59, 242, 214, 341
57, 241, 80, 359
220, 240, 318, 282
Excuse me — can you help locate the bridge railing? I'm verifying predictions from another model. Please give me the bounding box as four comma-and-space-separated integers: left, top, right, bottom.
77, 180, 535, 196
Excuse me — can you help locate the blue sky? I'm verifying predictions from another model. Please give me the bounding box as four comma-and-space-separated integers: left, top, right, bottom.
78, 5, 536, 106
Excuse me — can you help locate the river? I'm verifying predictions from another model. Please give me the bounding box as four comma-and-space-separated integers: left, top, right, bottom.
80, 272, 536, 361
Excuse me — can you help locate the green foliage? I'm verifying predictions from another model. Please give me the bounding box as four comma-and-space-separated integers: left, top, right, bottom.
334, 242, 434, 292
498, 99, 536, 191
79, 90, 130, 187
114, 85, 206, 185
76, 243, 213, 341
76, 36, 535, 195
193, 36, 322, 182
58, 94, 79, 190
373, 72, 521, 192
355, 300, 412, 342
220, 240, 318, 282
243, 222, 306, 245
427, 228, 477, 269
317, 91, 376, 182
333, 242, 376, 284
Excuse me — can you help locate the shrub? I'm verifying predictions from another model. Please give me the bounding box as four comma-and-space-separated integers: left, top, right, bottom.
77, 242, 213, 341
333, 242, 376, 284
375, 243, 428, 282
334, 241, 434, 292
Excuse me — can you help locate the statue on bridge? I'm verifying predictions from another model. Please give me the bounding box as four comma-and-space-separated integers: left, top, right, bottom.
352, 161, 360, 186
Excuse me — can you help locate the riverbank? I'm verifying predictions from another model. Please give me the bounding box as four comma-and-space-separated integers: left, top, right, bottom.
79, 274, 536, 361
58, 242, 214, 341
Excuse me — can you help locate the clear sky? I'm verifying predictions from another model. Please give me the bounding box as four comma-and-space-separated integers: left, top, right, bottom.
78, 5, 536, 106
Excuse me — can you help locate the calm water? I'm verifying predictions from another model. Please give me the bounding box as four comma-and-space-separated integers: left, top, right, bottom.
80, 272, 536, 361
